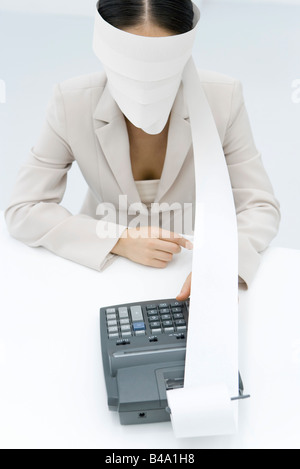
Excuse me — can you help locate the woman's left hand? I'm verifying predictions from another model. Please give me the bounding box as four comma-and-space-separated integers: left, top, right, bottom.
176, 272, 192, 301
176, 272, 240, 303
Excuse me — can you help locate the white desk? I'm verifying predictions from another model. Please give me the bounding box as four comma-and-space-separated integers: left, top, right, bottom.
1, 211, 300, 449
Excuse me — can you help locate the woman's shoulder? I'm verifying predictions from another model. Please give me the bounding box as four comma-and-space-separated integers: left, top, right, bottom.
58, 71, 107, 94
198, 69, 238, 86
198, 69, 243, 116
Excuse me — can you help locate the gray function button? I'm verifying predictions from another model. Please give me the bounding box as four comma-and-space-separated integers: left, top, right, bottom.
130, 305, 144, 322
118, 307, 129, 319
106, 308, 116, 314
119, 318, 130, 325
109, 333, 119, 339
107, 319, 118, 327
106, 314, 117, 321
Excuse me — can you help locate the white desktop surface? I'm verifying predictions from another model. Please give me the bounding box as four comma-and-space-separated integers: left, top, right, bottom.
0, 211, 300, 449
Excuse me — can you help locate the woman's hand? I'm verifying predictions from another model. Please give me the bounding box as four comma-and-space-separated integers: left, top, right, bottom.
176, 273, 240, 303
111, 226, 193, 269
176, 272, 192, 301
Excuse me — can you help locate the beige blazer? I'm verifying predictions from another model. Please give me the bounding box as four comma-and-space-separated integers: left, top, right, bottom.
5, 70, 281, 287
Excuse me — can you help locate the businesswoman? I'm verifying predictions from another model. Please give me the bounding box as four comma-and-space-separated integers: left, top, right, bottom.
5, 0, 281, 300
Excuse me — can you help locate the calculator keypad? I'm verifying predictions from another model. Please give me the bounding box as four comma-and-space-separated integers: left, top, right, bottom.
105, 301, 188, 340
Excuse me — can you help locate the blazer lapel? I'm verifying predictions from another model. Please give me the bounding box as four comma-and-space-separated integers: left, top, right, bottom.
156, 84, 192, 202
94, 85, 141, 205
155, 117, 191, 202
94, 82, 192, 205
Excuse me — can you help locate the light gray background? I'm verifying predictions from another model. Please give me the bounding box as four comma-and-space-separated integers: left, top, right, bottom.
0, 0, 299, 249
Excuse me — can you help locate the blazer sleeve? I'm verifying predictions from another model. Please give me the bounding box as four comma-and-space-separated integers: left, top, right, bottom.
4, 85, 127, 271
223, 80, 281, 287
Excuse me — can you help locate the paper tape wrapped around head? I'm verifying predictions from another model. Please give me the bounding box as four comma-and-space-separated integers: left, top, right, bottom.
93, 0, 200, 135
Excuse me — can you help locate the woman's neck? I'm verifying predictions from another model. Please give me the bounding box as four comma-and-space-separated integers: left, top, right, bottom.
125, 116, 170, 141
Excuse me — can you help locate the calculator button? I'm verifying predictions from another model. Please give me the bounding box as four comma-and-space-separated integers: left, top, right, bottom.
118, 307, 129, 318
150, 321, 161, 329
107, 320, 118, 327
173, 313, 184, 320
108, 326, 119, 334
176, 326, 187, 331
151, 328, 162, 335
159, 303, 169, 309
161, 314, 171, 321
159, 308, 170, 314
147, 310, 158, 316
106, 308, 116, 314
170, 302, 182, 308
148, 315, 160, 322
132, 322, 146, 331
106, 313, 117, 321
135, 330, 146, 336
109, 333, 119, 339
164, 327, 174, 333
119, 318, 130, 325
121, 325, 131, 332
175, 319, 186, 327
121, 331, 132, 338
162, 320, 173, 328
171, 307, 183, 313
146, 304, 157, 310
131, 306, 144, 322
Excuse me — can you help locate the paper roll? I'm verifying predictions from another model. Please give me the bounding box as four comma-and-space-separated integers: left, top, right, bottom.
167, 384, 237, 439
166, 60, 239, 438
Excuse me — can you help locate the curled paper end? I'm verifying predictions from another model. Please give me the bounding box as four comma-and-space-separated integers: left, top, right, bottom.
166, 384, 237, 439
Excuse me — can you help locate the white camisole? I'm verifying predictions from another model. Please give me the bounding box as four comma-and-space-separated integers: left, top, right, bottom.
135, 179, 160, 207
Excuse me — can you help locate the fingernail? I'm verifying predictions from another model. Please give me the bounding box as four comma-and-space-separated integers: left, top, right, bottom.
186, 241, 193, 250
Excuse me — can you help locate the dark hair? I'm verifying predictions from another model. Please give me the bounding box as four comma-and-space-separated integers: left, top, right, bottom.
98, 0, 194, 35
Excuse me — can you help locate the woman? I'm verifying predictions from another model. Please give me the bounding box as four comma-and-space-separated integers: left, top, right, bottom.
5, 0, 281, 300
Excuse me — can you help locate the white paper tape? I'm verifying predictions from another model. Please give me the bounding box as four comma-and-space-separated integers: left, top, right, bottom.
93, 1, 201, 134
167, 59, 239, 438
167, 384, 237, 439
